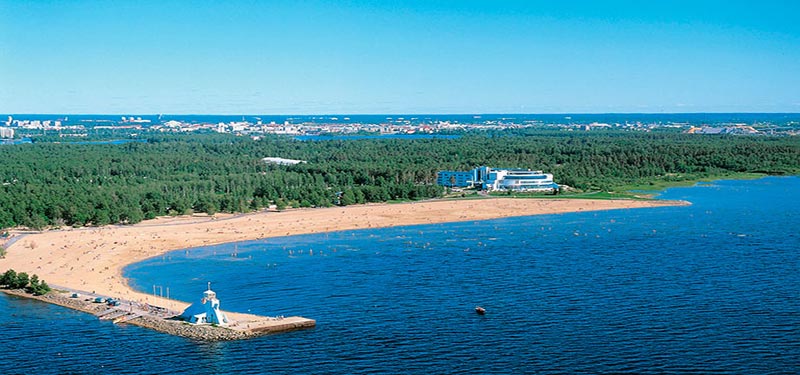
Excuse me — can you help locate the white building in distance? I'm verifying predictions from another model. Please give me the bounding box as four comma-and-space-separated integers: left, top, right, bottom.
0, 127, 14, 139
262, 157, 307, 166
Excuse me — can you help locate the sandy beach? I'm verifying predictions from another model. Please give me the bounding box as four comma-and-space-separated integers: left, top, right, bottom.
2, 198, 685, 319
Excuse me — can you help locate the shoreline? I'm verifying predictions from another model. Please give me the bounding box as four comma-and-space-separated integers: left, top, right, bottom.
1, 197, 687, 338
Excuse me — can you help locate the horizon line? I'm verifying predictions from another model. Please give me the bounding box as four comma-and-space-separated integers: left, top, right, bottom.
3, 111, 800, 117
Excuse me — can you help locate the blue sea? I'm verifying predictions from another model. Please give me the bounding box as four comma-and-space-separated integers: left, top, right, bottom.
0, 138, 32, 145
0, 139, 145, 146
1, 177, 798, 374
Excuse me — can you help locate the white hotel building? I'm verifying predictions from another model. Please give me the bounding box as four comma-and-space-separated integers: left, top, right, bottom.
437, 166, 558, 192
482, 168, 557, 191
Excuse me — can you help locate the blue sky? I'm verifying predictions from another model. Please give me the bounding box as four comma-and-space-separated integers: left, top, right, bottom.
1, 0, 798, 114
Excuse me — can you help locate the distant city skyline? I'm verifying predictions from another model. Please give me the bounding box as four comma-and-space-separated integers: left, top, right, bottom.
1, 0, 799, 114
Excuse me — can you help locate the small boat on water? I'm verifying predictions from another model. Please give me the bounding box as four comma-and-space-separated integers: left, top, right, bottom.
475, 306, 486, 315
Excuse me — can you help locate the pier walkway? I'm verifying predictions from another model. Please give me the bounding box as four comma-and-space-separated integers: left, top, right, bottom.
4, 285, 315, 341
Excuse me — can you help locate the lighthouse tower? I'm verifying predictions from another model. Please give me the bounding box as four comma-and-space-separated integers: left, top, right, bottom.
180, 283, 230, 326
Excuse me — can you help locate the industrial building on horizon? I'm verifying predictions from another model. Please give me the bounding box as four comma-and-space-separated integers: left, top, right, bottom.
437, 166, 558, 192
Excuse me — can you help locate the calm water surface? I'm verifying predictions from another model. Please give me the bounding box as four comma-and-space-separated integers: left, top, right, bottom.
1, 177, 798, 374
0, 138, 32, 145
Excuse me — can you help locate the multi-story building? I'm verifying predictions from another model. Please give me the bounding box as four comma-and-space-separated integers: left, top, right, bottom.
0, 127, 14, 139
482, 168, 557, 191
437, 166, 557, 191
436, 170, 476, 187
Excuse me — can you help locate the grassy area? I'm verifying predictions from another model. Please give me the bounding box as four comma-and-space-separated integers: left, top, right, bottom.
387, 191, 489, 204
612, 172, 769, 192
490, 190, 649, 200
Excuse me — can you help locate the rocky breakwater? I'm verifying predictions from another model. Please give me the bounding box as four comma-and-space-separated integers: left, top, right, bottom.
126, 315, 252, 341
1, 289, 316, 341
127, 315, 316, 341
1, 288, 107, 315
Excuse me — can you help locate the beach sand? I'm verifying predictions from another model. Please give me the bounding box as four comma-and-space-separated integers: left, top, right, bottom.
2, 198, 685, 319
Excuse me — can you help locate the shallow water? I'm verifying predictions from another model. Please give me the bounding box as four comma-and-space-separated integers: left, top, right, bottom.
2, 177, 799, 374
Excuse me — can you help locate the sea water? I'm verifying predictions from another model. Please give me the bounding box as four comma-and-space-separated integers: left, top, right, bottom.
1, 177, 798, 374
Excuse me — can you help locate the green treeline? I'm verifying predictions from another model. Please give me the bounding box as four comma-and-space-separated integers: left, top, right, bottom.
1, 131, 798, 230
0, 269, 51, 295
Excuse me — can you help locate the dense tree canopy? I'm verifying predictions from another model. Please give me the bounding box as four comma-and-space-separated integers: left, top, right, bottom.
0, 131, 798, 230
0, 269, 51, 295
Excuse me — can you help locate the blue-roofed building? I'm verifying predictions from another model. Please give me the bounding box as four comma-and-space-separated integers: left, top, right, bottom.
436, 170, 476, 187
